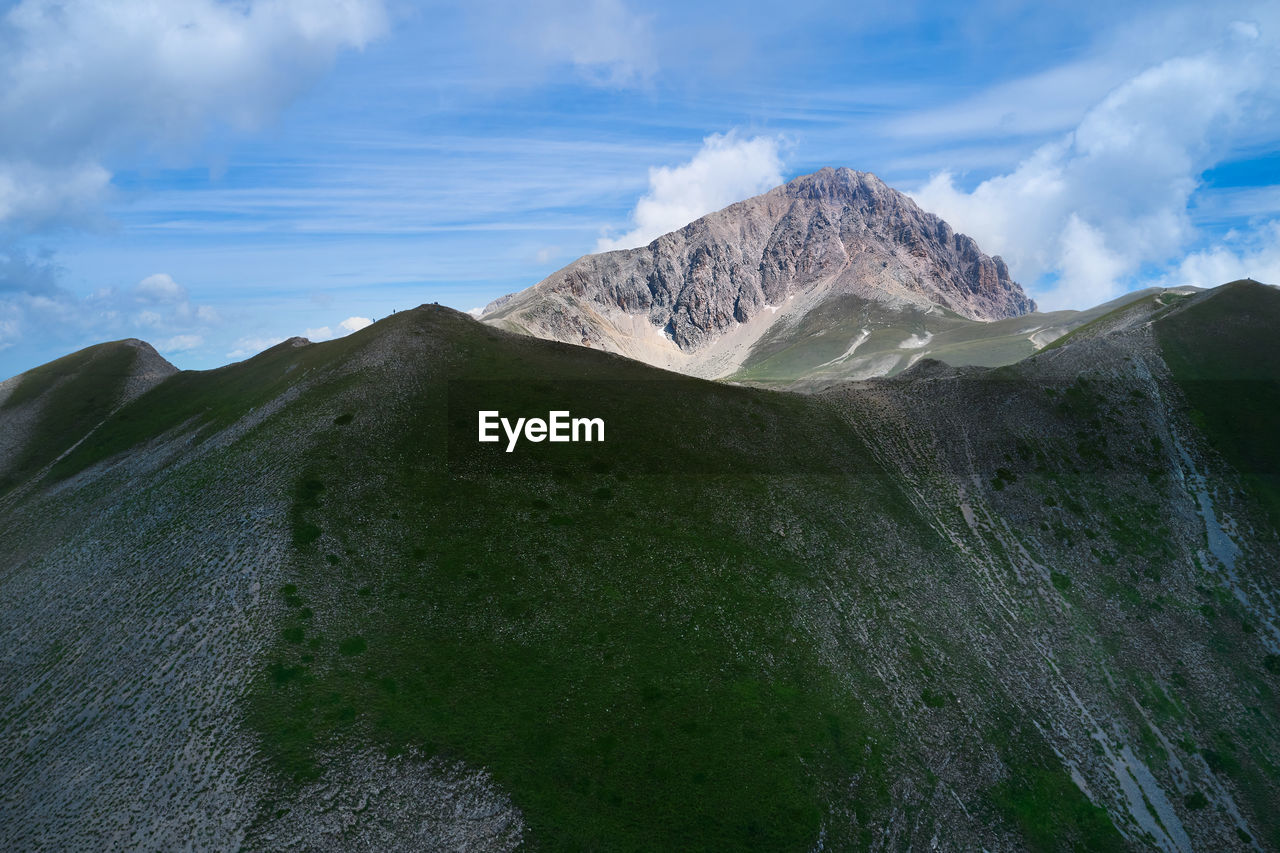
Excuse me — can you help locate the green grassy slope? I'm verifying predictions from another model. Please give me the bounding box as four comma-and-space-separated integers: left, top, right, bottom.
50, 335, 365, 483
728, 290, 1161, 386
246, 311, 908, 849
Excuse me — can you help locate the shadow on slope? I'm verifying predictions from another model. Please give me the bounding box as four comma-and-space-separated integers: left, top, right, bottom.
1156, 279, 1280, 534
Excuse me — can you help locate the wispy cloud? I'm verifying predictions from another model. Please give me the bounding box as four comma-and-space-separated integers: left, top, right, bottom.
227, 335, 285, 360
464, 0, 655, 87
887, 57, 1132, 143
0, 0, 387, 229
530, 0, 655, 86
158, 333, 204, 353
0, 245, 61, 297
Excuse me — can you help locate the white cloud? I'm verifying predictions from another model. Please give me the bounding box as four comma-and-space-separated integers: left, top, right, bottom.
910, 28, 1279, 310
126, 273, 219, 329
888, 57, 1131, 143
1230, 19, 1260, 40
596, 131, 785, 252
134, 273, 186, 303
0, 314, 19, 351
1158, 221, 1280, 289
224, 313, 368, 361
339, 315, 372, 332
0, 162, 111, 228
0, 0, 387, 228
227, 336, 285, 359
0, 264, 220, 357
158, 333, 204, 353
0, 245, 61, 295
304, 315, 369, 342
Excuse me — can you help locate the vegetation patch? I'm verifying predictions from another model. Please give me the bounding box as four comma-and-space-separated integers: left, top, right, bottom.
988, 725, 1120, 852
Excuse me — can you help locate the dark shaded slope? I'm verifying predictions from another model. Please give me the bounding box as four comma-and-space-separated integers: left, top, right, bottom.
820, 285, 1280, 851
46, 307, 1108, 850
243, 308, 943, 850
1156, 279, 1280, 533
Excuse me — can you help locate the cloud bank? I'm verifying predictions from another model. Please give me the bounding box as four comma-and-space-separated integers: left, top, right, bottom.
0, 0, 387, 229
597, 131, 785, 252
910, 18, 1279, 310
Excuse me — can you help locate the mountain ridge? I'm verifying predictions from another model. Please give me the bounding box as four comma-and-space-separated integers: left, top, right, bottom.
1, 282, 1279, 849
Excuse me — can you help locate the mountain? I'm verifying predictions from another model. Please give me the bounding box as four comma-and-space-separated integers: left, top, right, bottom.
483, 167, 1037, 378
2, 281, 1279, 850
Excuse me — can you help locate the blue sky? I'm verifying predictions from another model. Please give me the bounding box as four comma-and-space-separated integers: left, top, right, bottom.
1, 0, 1278, 378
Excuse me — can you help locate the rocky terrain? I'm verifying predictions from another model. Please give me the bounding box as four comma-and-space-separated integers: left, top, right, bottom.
483, 167, 1036, 378
0, 280, 1277, 850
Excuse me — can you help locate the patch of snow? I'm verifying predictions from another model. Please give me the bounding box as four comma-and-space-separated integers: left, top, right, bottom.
900, 332, 933, 349
817, 330, 871, 368
1029, 328, 1063, 348
1174, 439, 1240, 574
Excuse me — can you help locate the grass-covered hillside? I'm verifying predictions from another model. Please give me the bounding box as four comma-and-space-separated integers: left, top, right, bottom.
727, 289, 1174, 388
1, 283, 1277, 851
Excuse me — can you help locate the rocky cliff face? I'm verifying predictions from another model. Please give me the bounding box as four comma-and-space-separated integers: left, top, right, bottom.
483, 167, 1034, 373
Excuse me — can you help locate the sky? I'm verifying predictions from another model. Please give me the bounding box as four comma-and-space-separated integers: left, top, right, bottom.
0, 0, 1278, 378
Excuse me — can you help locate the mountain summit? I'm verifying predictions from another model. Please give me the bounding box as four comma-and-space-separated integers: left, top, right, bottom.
483, 167, 1035, 376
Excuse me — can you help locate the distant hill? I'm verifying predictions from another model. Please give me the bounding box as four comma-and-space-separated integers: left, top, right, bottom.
0, 338, 175, 495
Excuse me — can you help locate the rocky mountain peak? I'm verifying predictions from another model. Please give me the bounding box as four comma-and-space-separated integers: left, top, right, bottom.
785, 166, 886, 201
483, 168, 1035, 376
